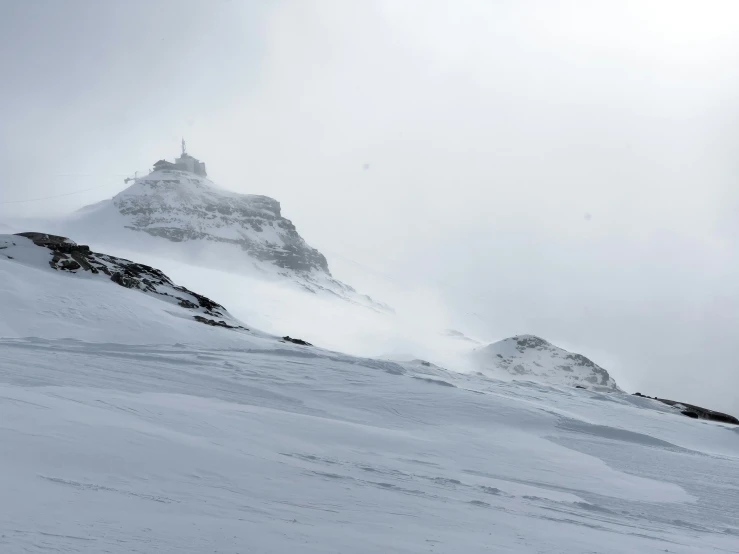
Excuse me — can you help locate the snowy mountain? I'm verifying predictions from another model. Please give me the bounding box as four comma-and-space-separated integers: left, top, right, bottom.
61, 166, 389, 310
2, 232, 739, 553
113, 169, 328, 273
471, 334, 620, 390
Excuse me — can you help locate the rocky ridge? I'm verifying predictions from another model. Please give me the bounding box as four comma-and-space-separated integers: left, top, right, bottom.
634, 392, 738, 425
6, 232, 245, 330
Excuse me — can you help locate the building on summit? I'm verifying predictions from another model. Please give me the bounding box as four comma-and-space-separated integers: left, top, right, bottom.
174, 138, 207, 176
152, 139, 207, 177
152, 159, 176, 171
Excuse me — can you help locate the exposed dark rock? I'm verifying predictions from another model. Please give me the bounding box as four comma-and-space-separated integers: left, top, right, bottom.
282, 336, 313, 346
178, 298, 199, 309
634, 392, 738, 425
15, 233, 98, 274
16, 232, 77, 250
575, 385, 587, 389
110, 271, 139, 288
193, 315, 245, 330
13, 232, 241, 330
189, 290, 224, 313
59, 260, 81, 271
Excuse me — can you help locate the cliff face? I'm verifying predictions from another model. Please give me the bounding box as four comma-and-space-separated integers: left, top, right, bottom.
112, 170, 330, 274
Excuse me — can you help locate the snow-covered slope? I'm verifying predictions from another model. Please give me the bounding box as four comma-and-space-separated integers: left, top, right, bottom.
2, 236, 739, 552
0, 232, 252, 345
471, 334, 620, 390
59, 169, 388, 309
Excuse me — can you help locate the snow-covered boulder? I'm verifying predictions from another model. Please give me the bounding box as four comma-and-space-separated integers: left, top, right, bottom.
471, 334, 620, 390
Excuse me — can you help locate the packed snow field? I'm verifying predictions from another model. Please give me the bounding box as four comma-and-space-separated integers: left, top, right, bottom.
2, 339, 739, 553
2, 235, 739, 553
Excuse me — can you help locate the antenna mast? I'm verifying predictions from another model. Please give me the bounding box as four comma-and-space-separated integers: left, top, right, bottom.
181, 137, 186, 155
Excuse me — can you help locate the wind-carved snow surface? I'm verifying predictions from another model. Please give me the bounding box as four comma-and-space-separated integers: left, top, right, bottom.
471, 334, 621, 391
1, 237, 739, 553
61, 169, 390, 311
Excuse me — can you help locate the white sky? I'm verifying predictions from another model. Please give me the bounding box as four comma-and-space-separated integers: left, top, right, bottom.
2, 0, 739, 412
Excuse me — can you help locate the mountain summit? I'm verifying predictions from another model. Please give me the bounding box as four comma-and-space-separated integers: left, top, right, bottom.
471, 334, 620, 390
110, 168, 330, 274
63, 145, 388, 309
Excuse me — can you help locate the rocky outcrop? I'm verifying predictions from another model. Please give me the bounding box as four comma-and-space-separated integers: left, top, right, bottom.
282, 336, 313, 346
112, 171, 329, 273
633, 393, 738, 425
471, 335, 620, 390
13, 232, 246, 330
194, 316, 241, 329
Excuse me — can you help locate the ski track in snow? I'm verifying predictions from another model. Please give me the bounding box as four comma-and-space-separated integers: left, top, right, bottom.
1, 338, 739, 553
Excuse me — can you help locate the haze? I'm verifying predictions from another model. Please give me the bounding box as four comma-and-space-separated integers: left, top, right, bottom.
2, 0, 739, 413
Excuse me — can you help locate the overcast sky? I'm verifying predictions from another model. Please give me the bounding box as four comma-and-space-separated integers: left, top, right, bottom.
2, 0, 739, 412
